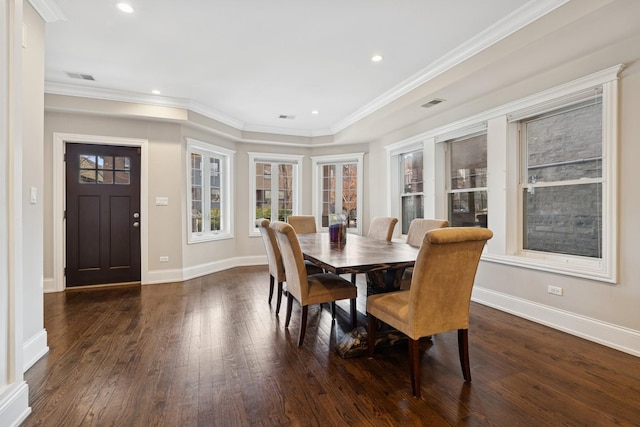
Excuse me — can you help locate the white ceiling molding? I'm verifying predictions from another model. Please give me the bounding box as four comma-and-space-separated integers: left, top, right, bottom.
43, 0, 569, 139
28, 0, 66, 22
330, 0, 569, 135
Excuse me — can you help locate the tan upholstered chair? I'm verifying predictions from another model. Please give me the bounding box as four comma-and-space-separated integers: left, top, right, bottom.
270, 221, 358, 347
367, 217, 398, 241
255, 218, 322, 315
287, 215, 317, 234
357, 216, 398, 286
367, 227, 493, 398
400, 219, 449, 290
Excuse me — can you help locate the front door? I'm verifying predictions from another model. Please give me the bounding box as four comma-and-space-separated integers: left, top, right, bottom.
65, 143, 141, 287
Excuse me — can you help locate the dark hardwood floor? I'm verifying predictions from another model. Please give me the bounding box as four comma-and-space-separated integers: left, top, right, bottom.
24, 266, 640, 426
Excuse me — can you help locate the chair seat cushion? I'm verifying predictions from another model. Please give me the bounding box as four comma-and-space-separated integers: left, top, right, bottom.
366, 290, 410, 333
305, 273, 357, 306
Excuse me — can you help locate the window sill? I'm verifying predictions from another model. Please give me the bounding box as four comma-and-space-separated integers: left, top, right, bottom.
188, 232, 233, 244
481, 252, 616, 284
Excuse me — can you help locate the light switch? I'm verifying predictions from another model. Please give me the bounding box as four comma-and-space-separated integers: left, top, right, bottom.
30, 187, 37, 204
155, 197, 169, 206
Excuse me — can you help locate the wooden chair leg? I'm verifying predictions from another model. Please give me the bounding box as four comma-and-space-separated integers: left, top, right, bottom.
350, 298, 357, 328
367, 313, 376, 358
351, 273, 357, 284
275, 281, 284, 315
268, 275, 275, 304
298, 305, 308, 347
458, 329, 471, 382
408, 338, 421, 398
331, 302, 336, 319
284, 294, 294, 328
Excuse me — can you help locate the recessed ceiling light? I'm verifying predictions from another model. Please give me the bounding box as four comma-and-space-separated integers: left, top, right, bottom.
371, 54, 383, 62
151, 89, 161, 95
116, 3, 134, 13
311, 110, 319, 115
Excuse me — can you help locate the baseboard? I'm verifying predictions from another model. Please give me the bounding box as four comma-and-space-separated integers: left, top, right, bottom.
43, 277, 57, 293
0, 381, 31, 427
472, 286, 640, 357
145, 256, 267, 285
23, 329, 49, 372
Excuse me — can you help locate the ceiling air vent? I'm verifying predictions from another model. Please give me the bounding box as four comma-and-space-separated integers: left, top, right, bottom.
67, 72, 95, 81
278, 114, 296, 120
421, 98, 445, 108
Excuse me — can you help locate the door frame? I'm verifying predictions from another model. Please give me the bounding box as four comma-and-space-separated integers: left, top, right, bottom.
53, 132, 149, 292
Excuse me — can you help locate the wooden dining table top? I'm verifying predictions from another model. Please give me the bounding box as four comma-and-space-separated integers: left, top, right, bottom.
296, 232, 419, 275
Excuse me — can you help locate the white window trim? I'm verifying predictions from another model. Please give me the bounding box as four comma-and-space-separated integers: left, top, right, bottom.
385, 64, 623, 283
186, 139, 235, 243
248, 152, 303, 237
311, 153, 364, 235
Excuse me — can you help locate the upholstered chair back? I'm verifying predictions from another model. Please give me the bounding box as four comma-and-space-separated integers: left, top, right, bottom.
406, 227, 493, 339
270, 221, 309, 302
405, 218, 449, 248
255, 218, 285, 282
367, 217, 398, 241
287, 215, 317, 234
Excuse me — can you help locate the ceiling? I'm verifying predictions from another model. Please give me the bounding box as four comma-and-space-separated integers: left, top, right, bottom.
41, 0, 566, 138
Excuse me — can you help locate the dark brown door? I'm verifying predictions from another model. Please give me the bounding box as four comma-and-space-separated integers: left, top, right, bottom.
65, 143, 141, 287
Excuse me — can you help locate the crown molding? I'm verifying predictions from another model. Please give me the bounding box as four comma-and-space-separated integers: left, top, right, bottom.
28, 0, 66, 22
43, 0, 568, 139
330, 0, 569, 134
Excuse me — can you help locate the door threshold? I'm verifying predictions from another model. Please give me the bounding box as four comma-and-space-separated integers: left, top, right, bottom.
65, 281, 141, 292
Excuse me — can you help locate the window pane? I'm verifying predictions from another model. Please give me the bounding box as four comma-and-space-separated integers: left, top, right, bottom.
523, 184, 601, 258
321, 165, 336, 227
525, 99, 602, 183
255, 162, 271, 220
192, 201, 203, 233
401, 195, 423, 234
450, 134, 487, 189
278, 164, 293, 221
402, 151, 423, 194
448, 191, 488, 227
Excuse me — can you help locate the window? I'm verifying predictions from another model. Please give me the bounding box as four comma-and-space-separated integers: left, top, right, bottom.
447, 133, 488, 227
311, 153, 364, 235
520, 97, 603, 258
187, 139, 234, 243
400, 149, 424, 234
249, 152, 303, 235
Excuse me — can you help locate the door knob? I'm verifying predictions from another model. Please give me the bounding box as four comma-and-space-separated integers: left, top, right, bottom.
133, 212, 140, 218
133, 221, 140, 228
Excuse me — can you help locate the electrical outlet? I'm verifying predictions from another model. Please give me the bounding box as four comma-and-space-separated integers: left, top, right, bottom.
548, 285, 563, 296
159, 256, 169, 262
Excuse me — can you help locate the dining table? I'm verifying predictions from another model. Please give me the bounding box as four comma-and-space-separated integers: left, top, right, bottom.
296, 232, 420, 357
296, 232, 419, 294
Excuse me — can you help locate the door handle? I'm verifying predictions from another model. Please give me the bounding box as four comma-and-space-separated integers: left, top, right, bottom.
133, 221, 140, 228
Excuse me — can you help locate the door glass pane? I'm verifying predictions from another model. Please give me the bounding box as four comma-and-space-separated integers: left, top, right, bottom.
98, 155, 114, 169
115, 156, 131, 171
342, 164, 357, 228
79, 154, 97, 183
115, 171, 130, 185
98, 170, 114, 184
321, 165, 336, 227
